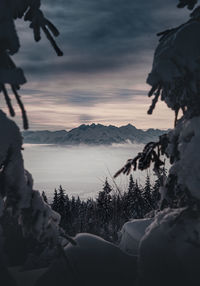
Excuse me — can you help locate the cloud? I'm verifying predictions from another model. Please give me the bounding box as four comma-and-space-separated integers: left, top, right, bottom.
79, 114, 94, 122
19, 87, 147, 107
14, 0, 188, 77
8, 0, 188, 130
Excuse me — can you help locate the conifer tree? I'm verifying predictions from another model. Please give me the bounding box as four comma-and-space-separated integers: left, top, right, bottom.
122, 175, 135, 220
57, 185, 66, 227
152, 167, 167, 209
152, 179, 161, 210
52, 189, 59, 212
127, 174, 136, 217
97, 179, 112, 224
85, 199, 96, 234
97, 179, 112, 237
132, 182, 145, 219
64, 194, 72, 232
143, 174, 153, 214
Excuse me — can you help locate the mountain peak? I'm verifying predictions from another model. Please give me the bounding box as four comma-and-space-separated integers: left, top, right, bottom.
22, 124, 166, 145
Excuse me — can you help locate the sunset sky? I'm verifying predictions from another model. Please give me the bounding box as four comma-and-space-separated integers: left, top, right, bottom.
9, 0, 189, 130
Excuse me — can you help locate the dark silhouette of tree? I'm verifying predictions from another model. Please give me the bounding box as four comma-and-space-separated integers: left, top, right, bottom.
50, 173, 167, 242
142, 174, 153, 214
52, 189, 59, 212
122, 175, 136, 220
42, 191, 48, 204
57, 186, 66, 227
85, 199, 96, 234
97, 179, 112, 237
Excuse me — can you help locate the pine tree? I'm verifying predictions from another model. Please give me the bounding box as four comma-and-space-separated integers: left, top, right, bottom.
85, 199, 96, 234
64, 194, 72, 232
52, 189, 59, 212
97, 179, 112, 223
97, 178, 112, 238
127, 174, 136, 218
111, 194, 123, 241
70, 196, 76, 220
122, 175, 135, 220
143, 174, 153, 214
132, 182, 146, 219
57, 185, 66, 227
152, 178, 161, 210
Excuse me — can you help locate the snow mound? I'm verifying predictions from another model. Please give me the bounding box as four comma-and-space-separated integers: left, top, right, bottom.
36, 233, 137, 286
119, 218, 153, 256
138, 208, 200, 286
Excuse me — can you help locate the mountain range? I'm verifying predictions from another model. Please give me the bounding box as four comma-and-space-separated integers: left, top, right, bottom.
22, 123, 167, 145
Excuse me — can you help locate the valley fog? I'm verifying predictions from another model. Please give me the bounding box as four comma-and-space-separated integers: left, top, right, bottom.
23, 143, 153, 201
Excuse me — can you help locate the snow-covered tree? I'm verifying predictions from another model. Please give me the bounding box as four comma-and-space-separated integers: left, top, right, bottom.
0, 0, 67, 272
114, 1, 200, 284
114, 1, 200, 285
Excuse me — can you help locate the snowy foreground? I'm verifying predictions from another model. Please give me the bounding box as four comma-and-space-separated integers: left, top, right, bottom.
5, 211, 200, 286
7, 219, 146, 286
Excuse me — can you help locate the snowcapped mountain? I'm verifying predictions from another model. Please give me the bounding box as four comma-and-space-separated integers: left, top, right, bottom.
22, 123, 167, 145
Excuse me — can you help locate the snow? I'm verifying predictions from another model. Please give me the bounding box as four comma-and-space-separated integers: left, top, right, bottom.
138, 208, 200, 286
8, 266, 47, 286
166, 115, 200, 200
22, 124, 165, 145
0, 110, 61, 247
36, 233, 137, 286
0, 110, 30, 210
1, 2, 200, 286
119, 218, 153, 256
147, 19, 200, 112
148, 21, 200, 86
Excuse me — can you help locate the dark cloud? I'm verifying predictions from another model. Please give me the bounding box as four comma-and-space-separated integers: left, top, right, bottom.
14, 0, 188, 76
9, 0, 189, 130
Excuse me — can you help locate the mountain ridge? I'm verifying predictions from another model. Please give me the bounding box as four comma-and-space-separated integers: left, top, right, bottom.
22, 123, 167, 145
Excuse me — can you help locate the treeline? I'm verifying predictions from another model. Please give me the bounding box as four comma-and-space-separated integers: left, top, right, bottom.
45, 170, 166, 242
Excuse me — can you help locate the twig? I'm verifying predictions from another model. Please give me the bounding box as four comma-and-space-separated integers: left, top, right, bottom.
11, 85, 29, 130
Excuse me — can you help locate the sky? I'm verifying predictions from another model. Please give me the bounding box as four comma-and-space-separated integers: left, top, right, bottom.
8, 0, 190, 130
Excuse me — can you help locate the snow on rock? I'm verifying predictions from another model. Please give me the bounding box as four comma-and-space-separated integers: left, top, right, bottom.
138, 208, 200, 286
36, 233, 137, 286
119, 218, 153, 256
167, 115, 200, 200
